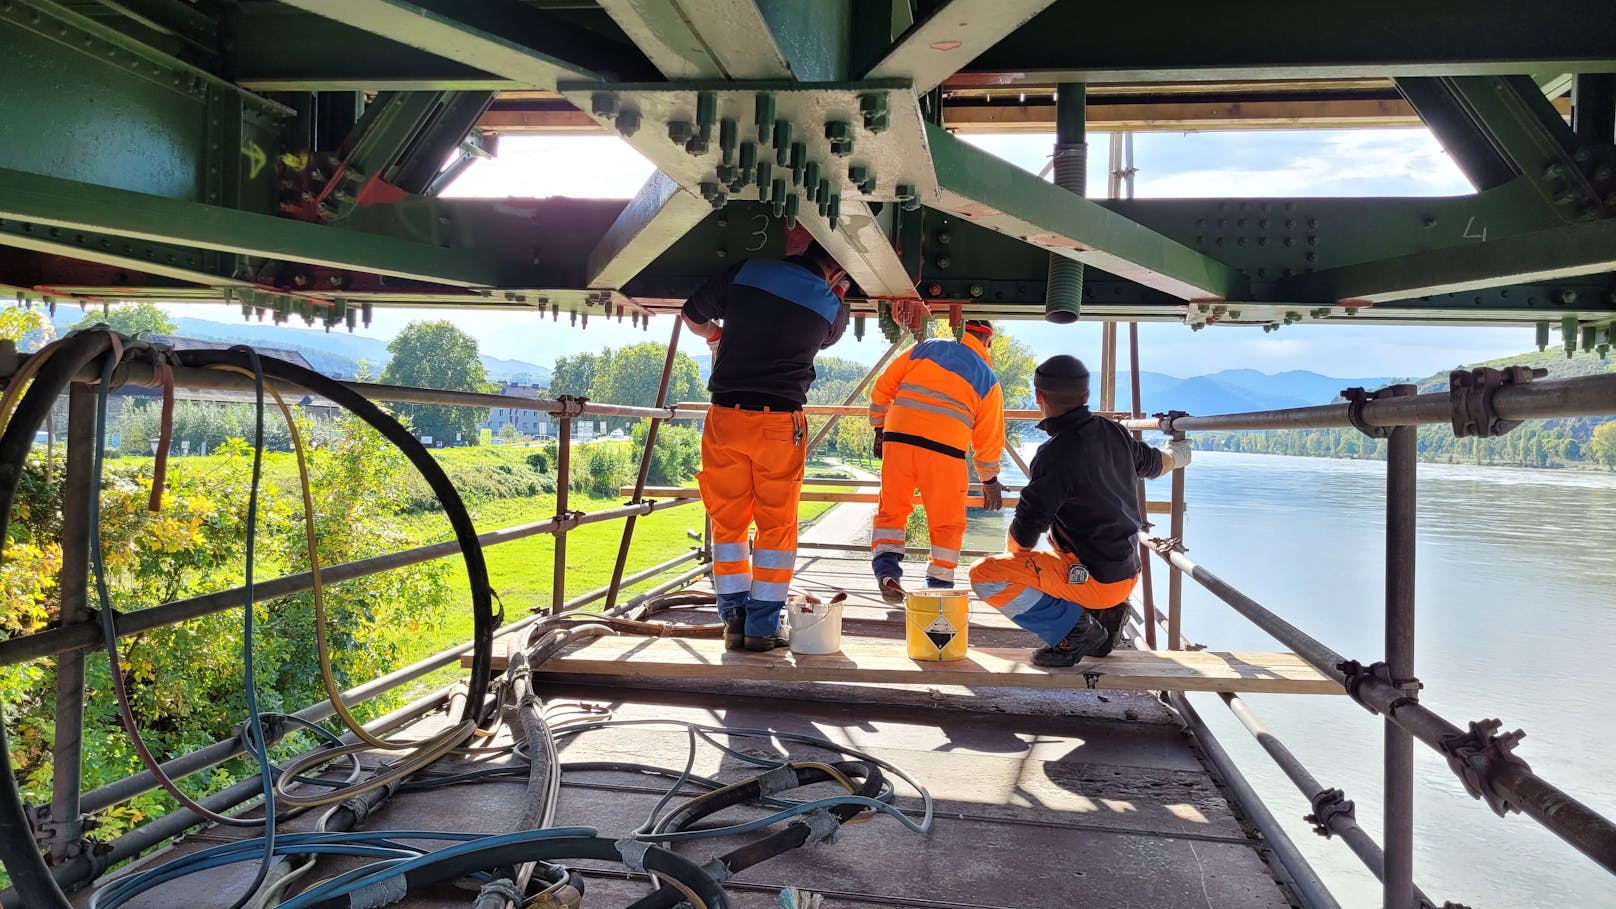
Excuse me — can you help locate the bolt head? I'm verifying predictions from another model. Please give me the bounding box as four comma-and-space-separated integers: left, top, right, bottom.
615, 109, 641, 137
668, 121, 693, 144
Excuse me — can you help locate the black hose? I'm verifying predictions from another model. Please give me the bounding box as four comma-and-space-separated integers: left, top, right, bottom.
624, 761, 885, 909
0, 330, 117, 909
294, 835, 728, 909
170, 348, 497, 722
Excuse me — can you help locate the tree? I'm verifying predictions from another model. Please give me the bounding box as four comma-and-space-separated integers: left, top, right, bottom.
71, 302, 175, 337
588, 343, 704, 413
834, 416, 875, 461
550, 348, 612, 398
1591, 421, 1616, 469
380, 320, 490, 444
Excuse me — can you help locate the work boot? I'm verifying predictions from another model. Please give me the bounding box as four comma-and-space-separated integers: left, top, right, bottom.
743, 633, 790, 653
1031, 614, 1110, 668
878, 576, 907, 605
1086, 604, 1128, 658
722, 610, 746, 651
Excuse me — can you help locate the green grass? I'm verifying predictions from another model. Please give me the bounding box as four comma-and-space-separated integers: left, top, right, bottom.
394, 491, 836, 664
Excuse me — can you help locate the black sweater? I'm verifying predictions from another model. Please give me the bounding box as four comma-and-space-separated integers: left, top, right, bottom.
1008, 406, 1165, 583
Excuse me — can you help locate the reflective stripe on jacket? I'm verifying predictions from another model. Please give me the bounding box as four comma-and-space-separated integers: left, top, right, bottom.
868, 334, 1005, 480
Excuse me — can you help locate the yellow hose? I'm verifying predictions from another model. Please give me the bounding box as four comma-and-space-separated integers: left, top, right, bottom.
207, 365, 471, 807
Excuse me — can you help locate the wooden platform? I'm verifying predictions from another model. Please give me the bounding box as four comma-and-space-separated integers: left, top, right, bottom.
474, 634, 1340, 694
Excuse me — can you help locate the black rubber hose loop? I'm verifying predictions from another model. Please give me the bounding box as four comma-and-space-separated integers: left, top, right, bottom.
170, 348, 498, 723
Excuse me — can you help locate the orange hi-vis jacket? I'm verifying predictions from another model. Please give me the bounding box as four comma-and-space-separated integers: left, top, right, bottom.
869, 334, 1005, 481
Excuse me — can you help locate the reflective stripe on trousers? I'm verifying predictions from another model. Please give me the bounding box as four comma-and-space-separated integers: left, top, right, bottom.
871, 442, 966, 584
696, 407, 806, 636
967, 550, 1136, 644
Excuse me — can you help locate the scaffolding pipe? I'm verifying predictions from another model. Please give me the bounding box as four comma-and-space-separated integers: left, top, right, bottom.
552, 412, 574, 615
1168, 693, 1343, 909
1219, 693, 1438, 906
0, 497, 698, 667
1384, 423, 1418, 909
1115, 373, 1616, 433
44, 387, 94, 862
1144, 541, 1616, 876
803, 340, 903, 456
604, 318, 683, 612
1129, 321, 1157, 649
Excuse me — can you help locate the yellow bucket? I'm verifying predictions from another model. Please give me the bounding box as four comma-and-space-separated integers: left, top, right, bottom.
905, 589, 970, 661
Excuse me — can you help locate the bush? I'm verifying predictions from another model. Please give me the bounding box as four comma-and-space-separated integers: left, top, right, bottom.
632, 420, 701, 487
575, 444, 633, 498
398, 447, 556, 513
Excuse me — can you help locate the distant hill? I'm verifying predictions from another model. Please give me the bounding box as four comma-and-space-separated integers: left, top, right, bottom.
1116, 368, 1395, 414
50, 312, 552, 384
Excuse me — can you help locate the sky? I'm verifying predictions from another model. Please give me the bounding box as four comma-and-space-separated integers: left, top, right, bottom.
163, 128, 1541, 380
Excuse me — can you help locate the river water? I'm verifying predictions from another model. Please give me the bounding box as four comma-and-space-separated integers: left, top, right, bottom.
961, 450, 1616, 907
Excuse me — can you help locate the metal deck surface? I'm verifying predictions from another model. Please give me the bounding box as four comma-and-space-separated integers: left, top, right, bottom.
84, 558, 1297, 909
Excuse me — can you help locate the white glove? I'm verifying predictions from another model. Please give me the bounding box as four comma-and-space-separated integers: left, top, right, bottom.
707, 327, 723, 357
1158, 438, 1192, 473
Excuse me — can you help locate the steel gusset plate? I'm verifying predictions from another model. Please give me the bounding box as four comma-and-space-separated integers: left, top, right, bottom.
559, 79, 937, 215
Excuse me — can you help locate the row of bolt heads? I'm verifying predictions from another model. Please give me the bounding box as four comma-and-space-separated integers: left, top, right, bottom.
593, 90, 919, 227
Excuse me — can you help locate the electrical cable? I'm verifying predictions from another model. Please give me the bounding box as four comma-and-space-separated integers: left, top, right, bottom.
208, 365, 473, 809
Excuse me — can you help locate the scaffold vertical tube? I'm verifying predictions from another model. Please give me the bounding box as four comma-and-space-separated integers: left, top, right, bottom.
604, 318, 682, 612
47, 387, 96, 862
1129, 322, 1156, 649
1385, 424, 1418, 909
552, 414, 572, 616
1044, 83, 1086, 323
1167, 429, 1186, 651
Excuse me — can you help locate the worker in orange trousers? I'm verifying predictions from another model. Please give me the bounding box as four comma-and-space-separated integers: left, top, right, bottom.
682, 241, 849, 652
968, 355, 1191, 667
868, 320, 1006, 602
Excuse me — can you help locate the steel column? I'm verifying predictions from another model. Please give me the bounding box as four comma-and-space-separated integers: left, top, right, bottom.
1572, 74, 1616, 145
552, 413, 573, 617
1384, 423, 1418, 909
603, 319, 683, 612
44, 387, 95, 863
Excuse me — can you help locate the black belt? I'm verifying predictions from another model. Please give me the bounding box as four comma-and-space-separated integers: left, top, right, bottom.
882, 432, 966, 460
714, 402, 802, 413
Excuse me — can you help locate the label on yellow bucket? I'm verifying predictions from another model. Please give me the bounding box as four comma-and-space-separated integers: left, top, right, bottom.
905, 589, 970, 661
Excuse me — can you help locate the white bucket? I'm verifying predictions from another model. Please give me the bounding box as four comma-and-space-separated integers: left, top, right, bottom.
786, 599, 843, 655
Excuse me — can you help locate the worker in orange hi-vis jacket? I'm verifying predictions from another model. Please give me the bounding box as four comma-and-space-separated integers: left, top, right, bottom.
867, 320, 1006, 603
682, 239, 850, 654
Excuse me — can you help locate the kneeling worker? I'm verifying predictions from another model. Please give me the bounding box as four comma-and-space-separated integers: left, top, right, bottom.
968, 355, 1190, 667
682, 241, 849, 652
868, 320, 1005, 601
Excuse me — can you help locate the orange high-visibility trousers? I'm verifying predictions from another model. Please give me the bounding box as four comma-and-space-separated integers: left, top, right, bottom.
696, 406, 806, 635
968, 549, 1135, 644
871, 443, 968, 587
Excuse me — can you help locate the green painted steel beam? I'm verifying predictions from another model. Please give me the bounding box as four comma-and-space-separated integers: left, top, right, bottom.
588, 172, 714, 289
965, 0, 1616, 83
272, 0, 644, 90
233, 5, 513, 91
0, 167, 506, 287
926, 123, 1241, 301
865, 0, 1055, 94
597, 0, 794, 80
1278, 219, 1616, 304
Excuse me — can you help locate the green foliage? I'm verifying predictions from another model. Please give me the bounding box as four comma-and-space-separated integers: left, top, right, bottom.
396, 445, 556, 513
575, 443, 634, 498
585, 343, 705, 431
550, 347, 611, 398
833, 417, 875, 460
0, 416, 457, 844
380, 320, 491, 445
114, 399, 343, 456
0, 306, 53, 347
632, 420, 701, 486
1592, 422, 1616, 469
70, 302, 176, 337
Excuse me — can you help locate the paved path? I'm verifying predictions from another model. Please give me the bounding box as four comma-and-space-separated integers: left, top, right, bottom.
800, 459, 877, 546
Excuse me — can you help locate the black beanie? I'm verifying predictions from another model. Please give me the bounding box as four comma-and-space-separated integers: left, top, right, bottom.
1034, 355, 1090, 394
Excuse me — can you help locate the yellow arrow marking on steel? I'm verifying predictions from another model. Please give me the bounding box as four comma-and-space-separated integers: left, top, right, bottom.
241, 142, 267, 180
